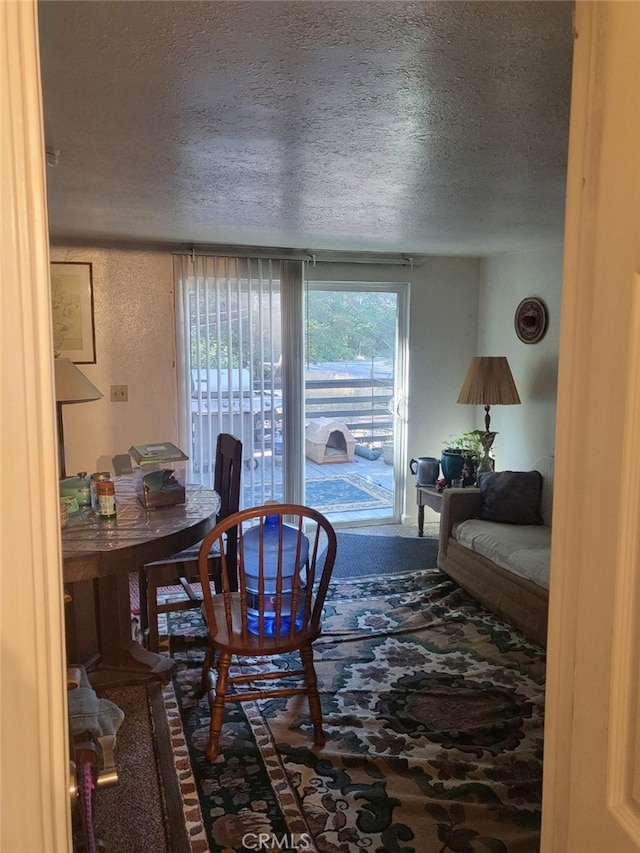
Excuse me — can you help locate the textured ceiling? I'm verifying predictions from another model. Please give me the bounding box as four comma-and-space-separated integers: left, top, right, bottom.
38, 1, 574, 257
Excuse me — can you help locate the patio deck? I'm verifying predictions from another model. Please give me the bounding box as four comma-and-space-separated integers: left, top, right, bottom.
304, 452, 395, 526
244, 449, 396, 527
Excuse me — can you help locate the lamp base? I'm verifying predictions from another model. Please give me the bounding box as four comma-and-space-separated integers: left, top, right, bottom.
477, 430, 497, 476
476, 454, 495, 475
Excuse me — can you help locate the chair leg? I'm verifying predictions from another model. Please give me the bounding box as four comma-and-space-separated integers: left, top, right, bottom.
146, 576, 161, 653
137, 570, 149, 634
301, 644, 325, 748
195, 642, 218, 700
207, 649, 231, 762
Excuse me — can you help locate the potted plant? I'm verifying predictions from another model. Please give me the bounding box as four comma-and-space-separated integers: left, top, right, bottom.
441, 430, 486, 485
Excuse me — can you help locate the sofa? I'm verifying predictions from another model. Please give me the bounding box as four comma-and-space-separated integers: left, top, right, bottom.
437, 456, 554, 647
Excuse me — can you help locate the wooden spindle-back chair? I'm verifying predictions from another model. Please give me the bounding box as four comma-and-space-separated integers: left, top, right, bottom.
138, 433, 242, 651
197, 503, 337, 761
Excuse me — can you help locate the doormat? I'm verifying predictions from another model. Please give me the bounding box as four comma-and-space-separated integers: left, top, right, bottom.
243, 473, 391, 514
332, 531, 439, 578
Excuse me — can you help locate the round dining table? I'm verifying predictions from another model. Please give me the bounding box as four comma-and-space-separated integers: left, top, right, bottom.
62, 477, 220, 688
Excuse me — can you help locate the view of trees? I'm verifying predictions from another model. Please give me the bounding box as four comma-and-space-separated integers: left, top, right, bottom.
188, 280, 397, 450
190, 286, 397, 374
305, 290, 396, 365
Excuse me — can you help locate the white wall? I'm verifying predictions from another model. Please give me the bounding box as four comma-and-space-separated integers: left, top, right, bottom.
52, 250, 481, 521
404, 257, 481, 522
50, 246, 178, 475
477, 244, 563, 469
51, 242, 559, 517
405, 257, 481, 459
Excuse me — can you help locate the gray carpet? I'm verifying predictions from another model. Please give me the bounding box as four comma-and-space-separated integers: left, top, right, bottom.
91, 686, 170, 853
332, 531, 439, 578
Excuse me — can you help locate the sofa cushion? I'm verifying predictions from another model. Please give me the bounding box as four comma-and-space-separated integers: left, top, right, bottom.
476, 470, 544, 525
453, 519, 551, 589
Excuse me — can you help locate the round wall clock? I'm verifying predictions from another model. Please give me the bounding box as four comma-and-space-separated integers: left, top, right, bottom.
514, 297, 548, 344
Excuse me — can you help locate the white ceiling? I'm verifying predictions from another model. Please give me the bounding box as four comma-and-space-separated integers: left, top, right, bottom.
38, 1, 574, 258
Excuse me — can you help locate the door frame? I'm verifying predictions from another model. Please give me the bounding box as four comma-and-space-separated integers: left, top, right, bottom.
8, 1, 637, 847
2, 1, 71, 849
541, 2, 640, 849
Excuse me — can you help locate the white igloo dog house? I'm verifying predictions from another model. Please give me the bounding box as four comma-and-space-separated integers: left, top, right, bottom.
305, 418, 356, 464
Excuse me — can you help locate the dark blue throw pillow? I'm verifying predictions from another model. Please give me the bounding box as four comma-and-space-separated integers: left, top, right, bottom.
476, 470, 544, 525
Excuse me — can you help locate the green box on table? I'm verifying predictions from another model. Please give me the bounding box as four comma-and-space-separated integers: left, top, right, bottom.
129, 442, 188, 508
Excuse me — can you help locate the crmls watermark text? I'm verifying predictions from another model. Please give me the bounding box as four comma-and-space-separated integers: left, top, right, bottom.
241, 833, 312, 851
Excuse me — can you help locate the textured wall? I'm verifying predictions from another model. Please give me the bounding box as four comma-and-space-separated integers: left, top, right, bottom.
51, 248, 480, 521
50, 246, 177, 475
50, 242, 558, 512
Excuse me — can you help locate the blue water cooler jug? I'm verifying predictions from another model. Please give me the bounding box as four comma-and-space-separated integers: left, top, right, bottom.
244, 512, 310, 636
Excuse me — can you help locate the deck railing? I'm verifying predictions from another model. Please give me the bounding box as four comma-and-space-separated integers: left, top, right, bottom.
258, 376, 394, 447
304, 377, 394, 446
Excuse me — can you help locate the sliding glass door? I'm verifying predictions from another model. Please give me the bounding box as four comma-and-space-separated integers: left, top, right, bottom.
176, 257, 408, 525
304, 282, 408, 525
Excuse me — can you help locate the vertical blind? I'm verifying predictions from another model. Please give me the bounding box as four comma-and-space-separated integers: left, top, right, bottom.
175, 254, 284, 505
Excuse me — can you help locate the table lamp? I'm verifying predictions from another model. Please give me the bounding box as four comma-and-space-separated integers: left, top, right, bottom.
54, 357, 103, 477
456, 356, 521, 472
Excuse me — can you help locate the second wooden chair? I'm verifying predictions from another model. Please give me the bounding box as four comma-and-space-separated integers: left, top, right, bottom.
138, 433, 242, 652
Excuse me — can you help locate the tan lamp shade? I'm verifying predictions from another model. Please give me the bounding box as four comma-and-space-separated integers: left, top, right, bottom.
457, 356, 520, 432
54, 357, 103, 403
54, 358, 103, 477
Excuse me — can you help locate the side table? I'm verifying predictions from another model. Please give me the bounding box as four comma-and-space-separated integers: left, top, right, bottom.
416, 485, 443, 536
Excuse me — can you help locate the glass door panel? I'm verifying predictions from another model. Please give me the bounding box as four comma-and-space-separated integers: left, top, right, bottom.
304, 283, 408, 526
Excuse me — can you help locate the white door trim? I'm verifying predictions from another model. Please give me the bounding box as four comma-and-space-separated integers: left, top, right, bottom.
1, 1, 71, 849
542, 2, 640, 849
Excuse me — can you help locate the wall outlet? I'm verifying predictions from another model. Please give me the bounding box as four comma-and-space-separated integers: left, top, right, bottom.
110, 384, 128, 402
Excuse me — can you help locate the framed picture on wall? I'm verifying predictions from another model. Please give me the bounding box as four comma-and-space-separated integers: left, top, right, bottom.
50, 262, 96, 363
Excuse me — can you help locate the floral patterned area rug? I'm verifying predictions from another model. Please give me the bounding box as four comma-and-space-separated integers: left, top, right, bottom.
168, 569, 545, 853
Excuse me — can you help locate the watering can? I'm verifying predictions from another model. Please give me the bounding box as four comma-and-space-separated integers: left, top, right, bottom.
409, 457, 440, 486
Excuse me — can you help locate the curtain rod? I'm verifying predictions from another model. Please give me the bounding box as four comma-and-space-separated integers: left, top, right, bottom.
172, 247, 416, 267
173, 248, 311, 262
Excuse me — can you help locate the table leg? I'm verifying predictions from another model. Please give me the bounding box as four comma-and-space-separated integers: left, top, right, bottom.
64, 579, 101, 669
88, 572, 176, 690
418, 505, 425, 537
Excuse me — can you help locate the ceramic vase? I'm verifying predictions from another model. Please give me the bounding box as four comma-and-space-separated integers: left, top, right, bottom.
440, 450, 465, 485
